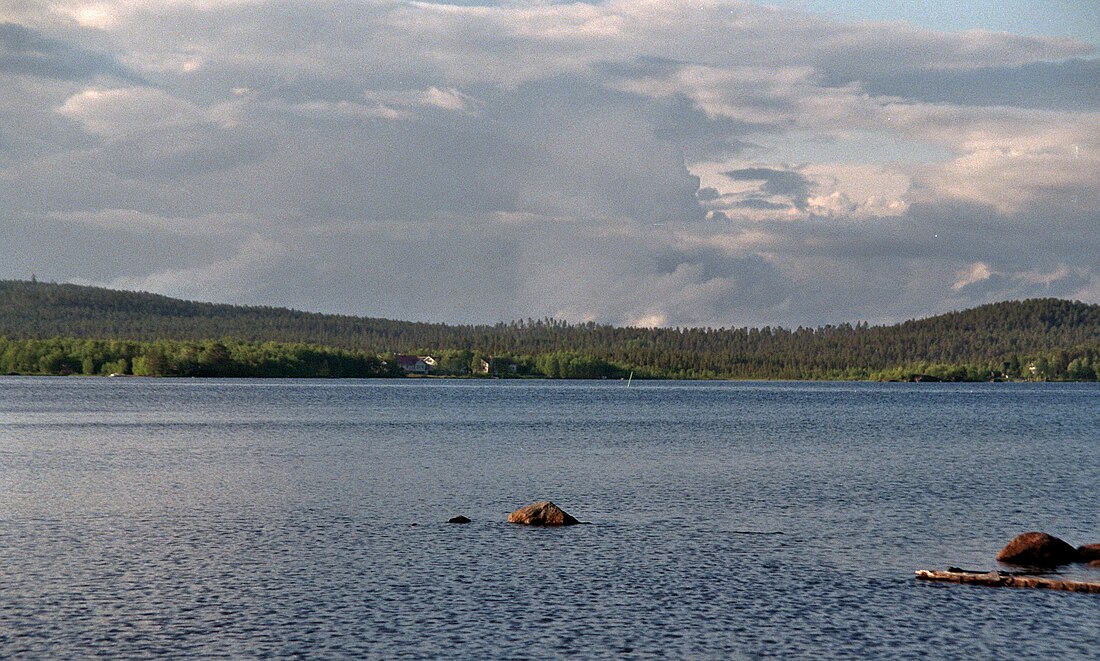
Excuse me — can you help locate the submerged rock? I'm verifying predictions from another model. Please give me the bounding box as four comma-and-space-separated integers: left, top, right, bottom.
996, 532, 1080, 567
448, 515, 471, 524
1077, 543, 1100, 562
507, 501, 579, 526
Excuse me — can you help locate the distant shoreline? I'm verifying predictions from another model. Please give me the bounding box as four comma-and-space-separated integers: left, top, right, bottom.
2, 371, 1092, 384
3, 281, 1099, 382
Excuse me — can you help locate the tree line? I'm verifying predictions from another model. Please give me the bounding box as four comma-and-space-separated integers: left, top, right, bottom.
2, 280, 1099, 380
0, 337, 397, 378
2, 336, 1096, 381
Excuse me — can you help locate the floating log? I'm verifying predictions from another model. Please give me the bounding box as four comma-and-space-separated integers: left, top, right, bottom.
915, 568, 1100, 593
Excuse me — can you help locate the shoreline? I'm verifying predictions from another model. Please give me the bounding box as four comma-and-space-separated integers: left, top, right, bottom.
2, 372, 1094, 383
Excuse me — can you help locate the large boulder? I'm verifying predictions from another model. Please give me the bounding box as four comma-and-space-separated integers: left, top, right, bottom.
508, 501, 579, 526
996, 532, 1080, 567
1077, 543, 1100, 562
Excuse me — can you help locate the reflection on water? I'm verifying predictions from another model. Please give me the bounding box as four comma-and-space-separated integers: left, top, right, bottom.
1, 378, 1098, 657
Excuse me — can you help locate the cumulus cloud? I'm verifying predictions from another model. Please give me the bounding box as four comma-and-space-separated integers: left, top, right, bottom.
0, 0, 1098, 327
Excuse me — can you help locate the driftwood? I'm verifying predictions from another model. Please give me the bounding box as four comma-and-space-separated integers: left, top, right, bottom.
915, 568, 1100, 593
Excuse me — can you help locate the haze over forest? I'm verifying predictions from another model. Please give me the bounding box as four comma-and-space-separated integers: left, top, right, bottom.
1, 1, 1098, 330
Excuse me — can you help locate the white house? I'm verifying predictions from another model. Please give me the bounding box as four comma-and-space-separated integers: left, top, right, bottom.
396, 355, 430, 374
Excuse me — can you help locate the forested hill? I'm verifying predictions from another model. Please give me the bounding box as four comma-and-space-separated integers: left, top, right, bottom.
2, 279, 1099, 380
0, 279, 453, 351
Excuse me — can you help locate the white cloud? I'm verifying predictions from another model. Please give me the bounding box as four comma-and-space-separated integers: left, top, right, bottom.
629, 313, 667, 328
51, 2, 120, 30
910, 120, 1100, 213
57, 86, 232, 137
360, 86, 476, 115
953, 262, 993, 290
283, 99, 410, 121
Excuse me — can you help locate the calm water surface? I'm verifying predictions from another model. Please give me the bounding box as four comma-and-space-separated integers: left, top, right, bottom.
1, 377, 1098, 658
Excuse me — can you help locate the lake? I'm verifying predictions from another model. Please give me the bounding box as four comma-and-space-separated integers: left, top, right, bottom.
1, 377, 1097, 658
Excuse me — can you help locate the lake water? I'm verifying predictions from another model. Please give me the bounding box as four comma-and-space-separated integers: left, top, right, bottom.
1, 377, 1097, 658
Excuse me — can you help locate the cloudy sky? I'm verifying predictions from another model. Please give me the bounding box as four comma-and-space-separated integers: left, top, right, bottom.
2, 0, 1097, 327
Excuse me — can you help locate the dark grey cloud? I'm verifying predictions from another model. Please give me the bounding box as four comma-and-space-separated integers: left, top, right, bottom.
696, 187, 721, 202
602, 58, 770, 158
0, 22, 133, 80
723, 167, 812, 210
649, 94, 759, 160
845, 58, 1100, 112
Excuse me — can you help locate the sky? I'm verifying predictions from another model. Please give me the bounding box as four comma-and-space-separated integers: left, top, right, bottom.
1, 1, 1098, 328
769, 1, 1100, 46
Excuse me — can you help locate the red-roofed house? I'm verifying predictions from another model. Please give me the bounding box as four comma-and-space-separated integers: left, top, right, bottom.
395, 355, 434, 374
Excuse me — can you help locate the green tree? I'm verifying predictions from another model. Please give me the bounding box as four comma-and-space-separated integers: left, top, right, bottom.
198, 342, 232, 376
133, 347, 169, 376
1067, 357, 1096, 380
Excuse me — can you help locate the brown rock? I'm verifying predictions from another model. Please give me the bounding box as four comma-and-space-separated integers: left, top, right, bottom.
1089, 560, 1100, 568
507, 501, 579, 526
1077, 543, 1100, 562
996, 532, 1080, 567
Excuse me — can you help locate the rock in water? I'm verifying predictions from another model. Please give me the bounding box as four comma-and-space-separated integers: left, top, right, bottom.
1077, 543, 1100, 562
996, 532, 1080, 567
507, 501, 579, 526
448, 515, 471, 524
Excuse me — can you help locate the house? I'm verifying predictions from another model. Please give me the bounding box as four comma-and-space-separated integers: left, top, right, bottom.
474, 357, 517, 375
396, 355, 431, 374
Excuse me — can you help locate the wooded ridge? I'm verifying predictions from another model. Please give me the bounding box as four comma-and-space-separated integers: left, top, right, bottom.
2, 280, 1098, 380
